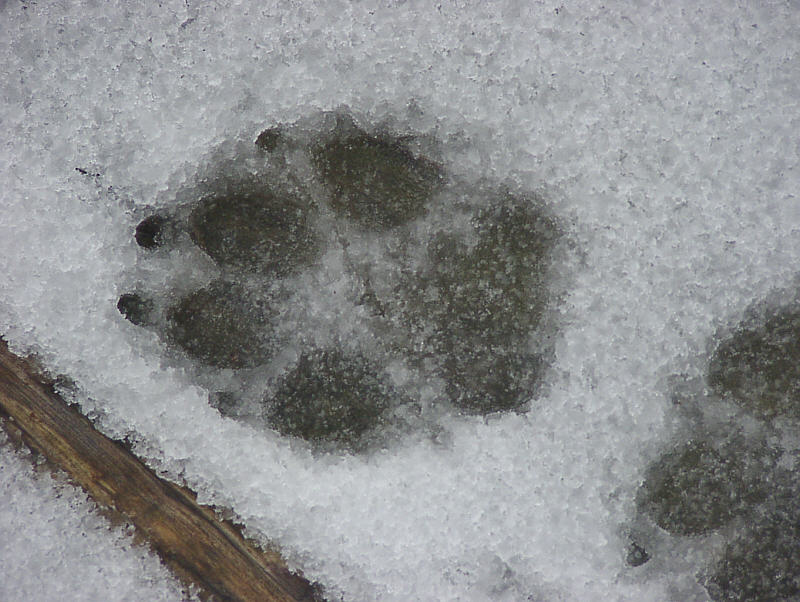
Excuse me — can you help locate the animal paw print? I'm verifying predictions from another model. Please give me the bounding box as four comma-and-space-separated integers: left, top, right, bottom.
118, 110, 561, 452
631, 303, 800, 600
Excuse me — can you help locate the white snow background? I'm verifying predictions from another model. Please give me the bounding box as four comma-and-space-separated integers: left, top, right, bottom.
1, 1, 799, 600
0, 430, 189, 601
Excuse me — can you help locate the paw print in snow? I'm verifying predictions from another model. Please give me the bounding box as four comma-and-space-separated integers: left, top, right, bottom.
118, 110, 561, 452
632, 302, 800, 601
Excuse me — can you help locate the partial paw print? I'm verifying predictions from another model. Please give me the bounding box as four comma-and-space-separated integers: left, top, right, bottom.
117, 110, 561, 452
629, 303, 800, 600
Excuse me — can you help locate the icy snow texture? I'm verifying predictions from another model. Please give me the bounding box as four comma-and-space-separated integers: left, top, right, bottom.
1, 1, 799, 600
0, 435, 187, 601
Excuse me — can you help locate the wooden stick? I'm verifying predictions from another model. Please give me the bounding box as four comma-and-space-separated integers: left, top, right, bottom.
0, 338, 319, 602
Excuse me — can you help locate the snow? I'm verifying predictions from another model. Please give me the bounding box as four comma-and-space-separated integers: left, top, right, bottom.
1, 1, 798, 600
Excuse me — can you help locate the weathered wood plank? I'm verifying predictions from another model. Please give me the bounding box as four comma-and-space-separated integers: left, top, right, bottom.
0, 338, 318, 602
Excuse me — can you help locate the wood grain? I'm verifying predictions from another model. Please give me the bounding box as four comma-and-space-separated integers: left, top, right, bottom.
0, 338, 319, 602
